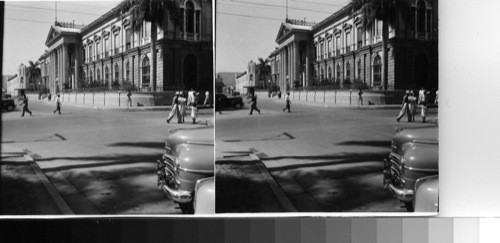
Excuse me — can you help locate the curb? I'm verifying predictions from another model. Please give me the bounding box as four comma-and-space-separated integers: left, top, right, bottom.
23, 154, 75, 215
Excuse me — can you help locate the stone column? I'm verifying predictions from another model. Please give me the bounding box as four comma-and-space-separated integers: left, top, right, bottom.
294, 41, 299, 86
305, 43, 310, 87
63, 44, 68, 89
75, 44, 80, 89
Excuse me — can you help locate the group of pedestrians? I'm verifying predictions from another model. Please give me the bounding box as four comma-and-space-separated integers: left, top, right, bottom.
166, 89, 202, 124
18, 91, 62, 117
397, 87, 437, 123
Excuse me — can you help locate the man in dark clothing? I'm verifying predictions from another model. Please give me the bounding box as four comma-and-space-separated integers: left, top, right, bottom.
21, 94, 32, 117
248, 94, 261, 115
215, 95, 222, 114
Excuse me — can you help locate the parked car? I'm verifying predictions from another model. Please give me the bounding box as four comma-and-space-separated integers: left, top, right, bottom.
215, 93, 244, 110
2, 94, 16, 112
157, 126, 214, 214
413, 175, 438, 212
383, 126, 438, 212
193, 177, 215, 214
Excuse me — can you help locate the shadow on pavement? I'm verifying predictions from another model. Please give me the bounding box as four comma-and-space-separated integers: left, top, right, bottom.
216, 162, 285, 213
336, 140, 391, 147
263, 152, 388, 172
108, 142, 165, 149
36, 153, 162, 172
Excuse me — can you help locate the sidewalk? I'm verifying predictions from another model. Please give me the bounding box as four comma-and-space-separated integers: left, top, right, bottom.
252, 96, 403, 110
32, 97, 213, 112
0, 144, 73, 215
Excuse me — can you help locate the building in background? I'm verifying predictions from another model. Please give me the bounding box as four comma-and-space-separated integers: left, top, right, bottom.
234, 61, 257, 94
271, 0, 438, 92
216, 72, 239, 94
37, 0, 213, 94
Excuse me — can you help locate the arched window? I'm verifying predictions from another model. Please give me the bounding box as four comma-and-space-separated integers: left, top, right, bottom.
357, 59, 362, 79
125, 62, 130, 82
114, 64, 120, 82
89, 70, 93, 82
345, 62, 351, 81
105, 66, 110, 82
83, 71, 86, 83
186, 1, 195, 34
328, 65, 332, 79
97, 68, 101, 81
320, 67, 324, 81
373, 55, 382, 86
417, 0, 426, 33
142, 57, 150, 86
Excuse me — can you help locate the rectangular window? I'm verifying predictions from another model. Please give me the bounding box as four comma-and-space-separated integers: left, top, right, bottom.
114, 34, 120, 53
96, 41, 100, 58
346, 31, 351, 52
104, 38, 109, 57
335, 36, 340, 55
320, 43, 324, 59
357, 27, 363, 48
126, 29, 131, 50
89, 45, 93, 59
196, 10, 200, 33
328, 39, 332, 57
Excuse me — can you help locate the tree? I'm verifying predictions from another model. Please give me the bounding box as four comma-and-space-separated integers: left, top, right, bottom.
350, 0, 409, 90
256, 57, 271, 89
26, 61, 41, 91
119, 0, 180, 91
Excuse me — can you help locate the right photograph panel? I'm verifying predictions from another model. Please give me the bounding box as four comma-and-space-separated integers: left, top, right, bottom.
215, 0, 438, 213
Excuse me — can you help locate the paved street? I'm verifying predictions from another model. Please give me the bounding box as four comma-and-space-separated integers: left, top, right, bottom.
216, 98, 438, 212
1, 100, 213, 214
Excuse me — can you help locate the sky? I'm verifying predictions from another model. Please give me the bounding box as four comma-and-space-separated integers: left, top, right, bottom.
215, 0, 350, 73
2, 0, 120, 75
1, 0, 353, 75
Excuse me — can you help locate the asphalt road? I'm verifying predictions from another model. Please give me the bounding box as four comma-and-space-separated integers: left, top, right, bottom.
216, 98, 438, 212
1, 100, 213, 214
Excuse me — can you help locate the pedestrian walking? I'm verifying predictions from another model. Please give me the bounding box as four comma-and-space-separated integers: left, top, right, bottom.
396, 90, 411, 122
357, 88, 363, 105
178, 92, 187, 123
215, 95, 222, 114
20, 93, 32, 117
53, 94, 62, 114
418, 89, 430, 123
191, 92, 199, 124
248, 94, 260, 115
166, 92, 182, 123
203, 90, 210, 107
283, 92, 291, 112
127, 90, 132, 107
434, 90, 439, 105
408, 91, 417, 122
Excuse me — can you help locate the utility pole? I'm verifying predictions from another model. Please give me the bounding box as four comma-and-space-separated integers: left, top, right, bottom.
286, 0, 288, 20
55, 1, 57, 23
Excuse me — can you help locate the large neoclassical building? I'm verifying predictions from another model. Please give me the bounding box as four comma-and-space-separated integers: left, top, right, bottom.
39, 0, 213, 93
270, 0, 438, 91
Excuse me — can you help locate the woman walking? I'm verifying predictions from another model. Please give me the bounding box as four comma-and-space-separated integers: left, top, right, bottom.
191, 92, 199, 124
396, 90, 411, 122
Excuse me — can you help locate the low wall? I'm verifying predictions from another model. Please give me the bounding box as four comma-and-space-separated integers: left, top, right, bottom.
254, 90, 403, 106
26, 91, 177, 107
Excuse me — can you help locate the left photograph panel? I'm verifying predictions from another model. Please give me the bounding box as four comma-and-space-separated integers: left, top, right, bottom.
1, 0, 214, 215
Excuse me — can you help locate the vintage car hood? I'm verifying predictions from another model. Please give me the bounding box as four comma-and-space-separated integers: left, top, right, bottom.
175, 144, 214, 172
393, 126, 438, 153
167, 127, 214, 147
401, 142, 439, 171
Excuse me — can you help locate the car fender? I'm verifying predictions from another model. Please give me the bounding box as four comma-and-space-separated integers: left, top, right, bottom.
174, 143, 214, 192
194, 177, 215, 214
414, 176, 439, 212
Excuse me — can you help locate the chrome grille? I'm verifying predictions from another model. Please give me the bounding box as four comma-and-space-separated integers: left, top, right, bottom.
388, 152, 404, 187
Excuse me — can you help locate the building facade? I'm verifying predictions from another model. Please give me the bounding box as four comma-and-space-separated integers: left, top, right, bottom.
234, 61, 257, 94
270, 0, 438, 91
38, 0, 213, 94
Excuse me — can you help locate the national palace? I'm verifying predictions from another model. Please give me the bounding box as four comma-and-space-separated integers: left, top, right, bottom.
269, 0, 438, 91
